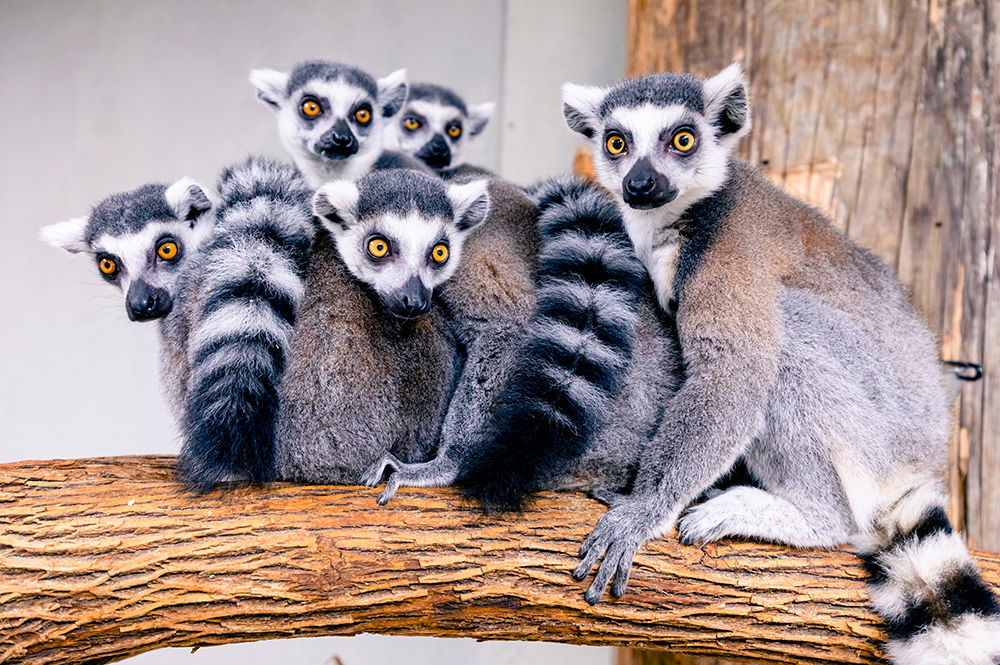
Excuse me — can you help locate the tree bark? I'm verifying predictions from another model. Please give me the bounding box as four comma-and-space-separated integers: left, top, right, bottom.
1, 457, 999, 665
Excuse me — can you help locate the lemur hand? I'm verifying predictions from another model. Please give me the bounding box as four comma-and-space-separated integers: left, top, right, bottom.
573, 496, 674, 604
359, 453, 404, 505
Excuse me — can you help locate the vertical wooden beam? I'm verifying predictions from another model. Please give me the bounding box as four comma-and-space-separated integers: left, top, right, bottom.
621, 0, 998, 662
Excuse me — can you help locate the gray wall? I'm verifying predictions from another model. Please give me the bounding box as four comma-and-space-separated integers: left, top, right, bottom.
0, 0, 625, 663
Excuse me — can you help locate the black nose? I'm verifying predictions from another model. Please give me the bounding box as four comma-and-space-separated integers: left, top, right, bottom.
624, 173, 656, 196
417, 134, 451, 168
388, 277, 432, 319
126, 281, 172, 322
315, 120, 359, 158
622, 157, 678, 209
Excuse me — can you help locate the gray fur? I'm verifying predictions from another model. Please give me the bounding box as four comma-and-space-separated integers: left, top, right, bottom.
359, 175, 540, 503
563, 68, 996, 665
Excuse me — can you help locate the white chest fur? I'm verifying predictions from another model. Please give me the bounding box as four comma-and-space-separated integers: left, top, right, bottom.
622, 207, 681, 312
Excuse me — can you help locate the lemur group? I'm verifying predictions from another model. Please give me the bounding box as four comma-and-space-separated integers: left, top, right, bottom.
42, 60, 997, 664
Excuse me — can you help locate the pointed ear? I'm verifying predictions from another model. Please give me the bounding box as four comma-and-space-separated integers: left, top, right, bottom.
249, 68, 289, 111
702, 63, 751, 146
377, 68, 408, 118
561, 83, 607, 139
312, 181, 360, 234
40, 216, 89, 253
165, 177, 214, 226
447, 180, 490, 232
467, 102, 495, 137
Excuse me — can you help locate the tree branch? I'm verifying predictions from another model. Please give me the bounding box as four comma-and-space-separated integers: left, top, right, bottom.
1, 456, 997, 665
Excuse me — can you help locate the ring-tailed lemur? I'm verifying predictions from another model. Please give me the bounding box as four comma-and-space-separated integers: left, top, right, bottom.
250, 61, 430, 188
42, 157, 317, 490
360, 176, 680, 508
560, 64, 999, 663
274, 168, 538, 484
41, 174, 218, 416
387, 82, 494, 175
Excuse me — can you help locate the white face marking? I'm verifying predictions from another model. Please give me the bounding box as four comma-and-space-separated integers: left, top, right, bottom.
583, 103, 731, 309
333, 211, 466, 300
275, 79, 384, 187
389, 100, 468, 168
93, 221, 199, 296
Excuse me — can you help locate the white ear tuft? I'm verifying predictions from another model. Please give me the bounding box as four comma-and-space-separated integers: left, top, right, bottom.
561, 83, 607, 139
702, 63, 751, 145
165, 177, 214, 225
249, 68, 290, 110
377, 68, 409, 118
447, 179, 490, 232
467, 102, 495, 137
40, 216, 90, 253
312, 181, 360, 234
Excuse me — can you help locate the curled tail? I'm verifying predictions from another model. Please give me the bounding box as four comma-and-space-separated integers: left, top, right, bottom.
179, 157, 315, 491
456, 177, 648, 512
860, 483, 1000, 664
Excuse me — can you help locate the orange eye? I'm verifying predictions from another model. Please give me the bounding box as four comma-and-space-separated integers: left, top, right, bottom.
431, 243, 449, 264
157, 240, 179, 261
367, 236, 389, 258
403, 117, 421, 131
446, 124, 462, 139
606, 134, 626, 155
355, 107, 372, 124
98, 257, 118, 276
301, 98, 321, 117
672, 130, 696, 152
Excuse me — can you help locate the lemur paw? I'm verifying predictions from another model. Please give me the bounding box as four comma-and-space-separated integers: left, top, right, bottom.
359, 453, 403, 505
573, 499, 658, 604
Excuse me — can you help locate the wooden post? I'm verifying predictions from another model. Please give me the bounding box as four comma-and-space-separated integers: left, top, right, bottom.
621, 0, 1000, 662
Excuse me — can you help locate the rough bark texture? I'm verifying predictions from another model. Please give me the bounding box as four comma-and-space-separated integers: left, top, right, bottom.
622, 1, 999, 662
0, 456, 999, 665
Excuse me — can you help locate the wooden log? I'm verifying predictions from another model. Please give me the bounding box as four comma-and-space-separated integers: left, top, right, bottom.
1, 456, 1000, 665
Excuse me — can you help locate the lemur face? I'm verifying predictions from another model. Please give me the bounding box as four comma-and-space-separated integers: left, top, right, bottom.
312, 169, 489, 319
562, 64, 750, 218
389, 83, 494, 170
41, 179, 214, 322
250, 61, 408, 184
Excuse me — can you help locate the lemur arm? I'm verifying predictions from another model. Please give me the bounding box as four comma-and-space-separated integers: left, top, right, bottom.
574, 238, 784, 603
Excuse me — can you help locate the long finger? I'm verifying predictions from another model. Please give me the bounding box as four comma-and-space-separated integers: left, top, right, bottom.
610, 542, 639, 598
584, 553, 617, 605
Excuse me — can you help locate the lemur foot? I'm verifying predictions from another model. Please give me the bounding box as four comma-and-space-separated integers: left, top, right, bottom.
359, 453, 404, 505
573, 498, 663, 604
678, 494, 744, 546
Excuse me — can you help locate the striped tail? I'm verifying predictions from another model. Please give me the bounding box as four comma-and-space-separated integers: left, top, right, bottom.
456, 177, 648, 512
860, 483, 1000, 664
178, 157, 315, 491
